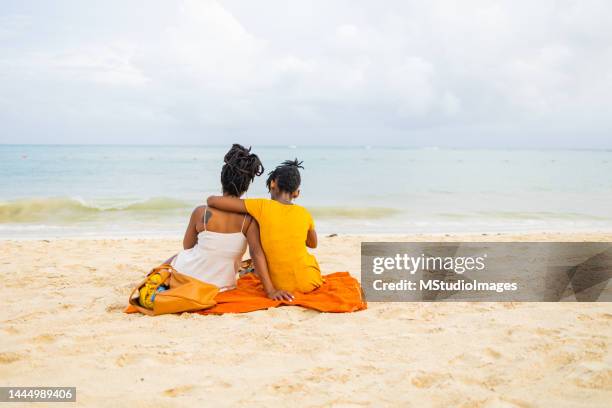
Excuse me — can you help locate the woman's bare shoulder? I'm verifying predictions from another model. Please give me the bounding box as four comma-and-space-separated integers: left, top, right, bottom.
191, 205, 207, 218
203, 205, 245, 223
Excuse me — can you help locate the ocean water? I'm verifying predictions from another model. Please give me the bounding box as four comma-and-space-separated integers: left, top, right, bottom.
1, 145, 612, 238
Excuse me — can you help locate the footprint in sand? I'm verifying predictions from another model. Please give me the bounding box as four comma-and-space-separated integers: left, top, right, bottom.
547, 350, 578, 366
571, 365, 612, 390
480, 396, 531, 408
325, 398, 370, 407
356, 364, 385, 375
155, 350, 187, 364
484, 347, 502, 359
311, 366, 333, 376
303, 367, 353, 384
6, 276, 33, 288
273, 322, 298, 330
501, 302, 519, 309
116, 263, 144, 274
163, 385, 195, 397
375, 305, 414, 320
116, 353, 139, 367
268, 379, 306, 395
534, 327, 561, 336
426, 326, 445, 333
410, 371, 450, 389
32, 333, 59, 344
449, 352, 485, 366
294, 308, 320, 322
6, 311, 49, 324
105, 303, 125, 313
2, 325, 19, 335
113, 283, 135, 296
91, 276, 110, 287
0, 352, 26, 364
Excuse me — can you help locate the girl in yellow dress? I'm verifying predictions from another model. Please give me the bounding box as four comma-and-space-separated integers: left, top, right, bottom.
207, 159, 323, 293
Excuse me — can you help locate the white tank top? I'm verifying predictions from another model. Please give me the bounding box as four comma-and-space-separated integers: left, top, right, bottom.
172, 208, 248, 291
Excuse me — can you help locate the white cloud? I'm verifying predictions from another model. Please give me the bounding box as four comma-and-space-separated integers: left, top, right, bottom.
157, 0, 266, 91
49, 45, 149, 86
499, 45, 573, 113
1, 0, 611, 147
0, 14, 30, 42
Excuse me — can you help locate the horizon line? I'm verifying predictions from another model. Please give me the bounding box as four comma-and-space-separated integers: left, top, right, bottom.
1, 143, 611, 152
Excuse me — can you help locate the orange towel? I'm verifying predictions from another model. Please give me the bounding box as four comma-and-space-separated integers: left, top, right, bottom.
124, 272, 366, 315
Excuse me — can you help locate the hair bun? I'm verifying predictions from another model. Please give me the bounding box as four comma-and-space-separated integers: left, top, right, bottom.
282, 158, 304, 169
222, 144, 264, 176
220, 144, 264, 196
223, 144, 251, 164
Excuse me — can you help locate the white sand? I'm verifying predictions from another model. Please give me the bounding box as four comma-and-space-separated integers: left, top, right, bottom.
1, 233, 611, 407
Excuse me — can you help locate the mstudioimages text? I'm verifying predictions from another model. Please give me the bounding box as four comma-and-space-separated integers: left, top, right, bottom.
372, 279, 518, 293
370, 253, 518, 293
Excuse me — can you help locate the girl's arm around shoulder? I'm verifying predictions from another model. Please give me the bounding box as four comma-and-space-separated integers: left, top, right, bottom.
206, 195, 247, 214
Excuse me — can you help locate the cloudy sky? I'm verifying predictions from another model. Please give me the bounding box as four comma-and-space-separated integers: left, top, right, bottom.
1, 0, 611, 147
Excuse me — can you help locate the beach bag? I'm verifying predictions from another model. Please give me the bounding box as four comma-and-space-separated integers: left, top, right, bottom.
128, 264, 219, 316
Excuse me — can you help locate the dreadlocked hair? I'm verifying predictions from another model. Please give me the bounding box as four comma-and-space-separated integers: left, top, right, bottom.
266, 158, 304, 194
220, 144, 264, 196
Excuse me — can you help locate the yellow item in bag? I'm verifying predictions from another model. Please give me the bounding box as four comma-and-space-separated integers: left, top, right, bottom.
139, 272, 164, 309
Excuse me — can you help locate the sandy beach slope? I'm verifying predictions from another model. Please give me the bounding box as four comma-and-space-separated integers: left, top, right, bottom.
1, 233, 611, 407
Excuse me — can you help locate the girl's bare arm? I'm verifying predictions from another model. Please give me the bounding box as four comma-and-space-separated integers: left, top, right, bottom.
206, 196, 247, 214
245, 219, 293, 301
306, 228, 317, 248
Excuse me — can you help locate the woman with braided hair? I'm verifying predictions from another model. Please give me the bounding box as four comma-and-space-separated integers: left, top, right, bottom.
166, 144, 293, 301
207, 158, 323, 293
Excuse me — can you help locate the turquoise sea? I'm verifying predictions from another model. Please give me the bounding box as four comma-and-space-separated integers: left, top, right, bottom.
1, 145, 612, 238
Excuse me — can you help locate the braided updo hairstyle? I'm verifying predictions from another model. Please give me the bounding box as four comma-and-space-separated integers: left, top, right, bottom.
221, 144, 264, 196
265, 158, 304, 193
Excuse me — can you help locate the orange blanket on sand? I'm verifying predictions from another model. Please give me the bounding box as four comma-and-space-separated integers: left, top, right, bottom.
124, 272, 366, 315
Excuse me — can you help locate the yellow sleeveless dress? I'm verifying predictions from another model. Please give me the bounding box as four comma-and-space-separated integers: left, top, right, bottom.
244, 199, 323, 293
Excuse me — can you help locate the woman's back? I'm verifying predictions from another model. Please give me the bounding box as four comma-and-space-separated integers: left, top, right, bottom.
196, 206, 248, 234
172, 206, 249, 291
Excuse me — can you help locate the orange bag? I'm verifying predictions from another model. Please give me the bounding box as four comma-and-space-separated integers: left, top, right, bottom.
128, 264, 219, 316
